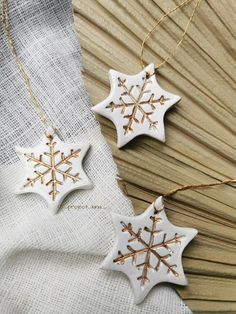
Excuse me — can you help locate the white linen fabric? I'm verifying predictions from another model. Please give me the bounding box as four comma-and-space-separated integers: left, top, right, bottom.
0, 0, 192, 313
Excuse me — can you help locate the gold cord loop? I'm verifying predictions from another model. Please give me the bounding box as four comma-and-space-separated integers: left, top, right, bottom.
140, 0, 202, 72
1, 0, 51, 129
163, 179, 236, 199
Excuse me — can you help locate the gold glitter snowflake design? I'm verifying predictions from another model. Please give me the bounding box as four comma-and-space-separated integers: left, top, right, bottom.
101, 197, 197, 303
113, 215, 183, 286
106, 76, 169, 135
16, 132, 92, 213
92, 64, 181, 148
23, 135, 81, 201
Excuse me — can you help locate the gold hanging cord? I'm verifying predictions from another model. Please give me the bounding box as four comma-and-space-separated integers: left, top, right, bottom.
164, 179, 236, 199
140, 0, 202, 73
1, 0, 50, 128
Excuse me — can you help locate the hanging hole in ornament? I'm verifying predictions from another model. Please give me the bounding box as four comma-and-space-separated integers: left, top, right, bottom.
154, 208, 162, 215
46, 134, 54, 141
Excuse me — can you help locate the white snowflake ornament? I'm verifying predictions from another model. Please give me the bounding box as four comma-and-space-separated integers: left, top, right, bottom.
101, 196, 197, 304
92, 64, 180, 148
15, 129, 92, 214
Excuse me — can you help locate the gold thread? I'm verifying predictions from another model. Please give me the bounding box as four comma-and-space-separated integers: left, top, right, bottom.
140, 0, 202, 72
163, 179, 236, 199
1, 0, 51, 128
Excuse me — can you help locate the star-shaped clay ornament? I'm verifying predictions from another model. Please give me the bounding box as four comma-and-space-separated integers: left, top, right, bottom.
92, 64, 180, 148
16, 128, 92, 213
101, 196, 197, 304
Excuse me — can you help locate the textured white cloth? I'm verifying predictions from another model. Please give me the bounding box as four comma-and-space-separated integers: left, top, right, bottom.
0, 0, 191, 313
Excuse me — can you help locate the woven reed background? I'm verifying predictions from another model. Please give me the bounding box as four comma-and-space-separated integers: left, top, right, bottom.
73, 0, 236, 313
